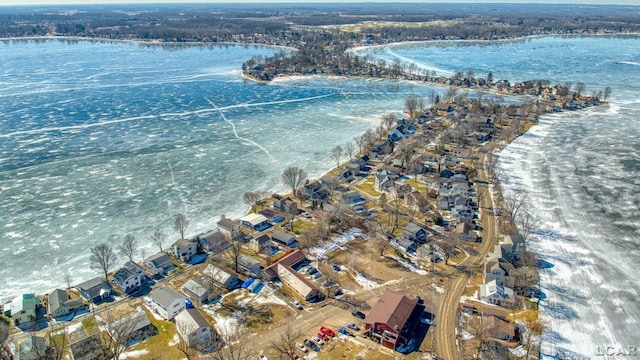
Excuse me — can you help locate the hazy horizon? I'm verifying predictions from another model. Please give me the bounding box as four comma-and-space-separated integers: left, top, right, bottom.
0, 0, 638, 6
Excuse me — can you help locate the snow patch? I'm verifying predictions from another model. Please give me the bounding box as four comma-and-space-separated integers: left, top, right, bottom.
386, 254, 428, 275
431, 283, 445, 294
353, 272, 380, 290
120, 349, 149, 359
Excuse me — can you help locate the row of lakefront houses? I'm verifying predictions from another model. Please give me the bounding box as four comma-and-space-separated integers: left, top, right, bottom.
3, 97, 553, 357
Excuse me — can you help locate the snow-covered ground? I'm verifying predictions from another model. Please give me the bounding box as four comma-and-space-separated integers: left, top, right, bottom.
352, 272, 380, 290
385, 254, 428, 275
308, 228, 366, 260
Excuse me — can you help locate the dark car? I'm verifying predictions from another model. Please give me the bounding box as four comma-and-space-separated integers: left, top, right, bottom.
351, 310, 365, 319
303, 339, 320, 352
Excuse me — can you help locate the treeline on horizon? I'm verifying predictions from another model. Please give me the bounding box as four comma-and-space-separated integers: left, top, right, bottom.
0, 3, 639, 43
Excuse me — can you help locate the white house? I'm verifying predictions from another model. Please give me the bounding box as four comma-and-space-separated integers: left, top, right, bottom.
172, 239, 197, 263
480, 279, 515, 308
175, 308, 213, 348
112, 261, 146, 294
148, 287, 185, 320
217, 215, 242, 240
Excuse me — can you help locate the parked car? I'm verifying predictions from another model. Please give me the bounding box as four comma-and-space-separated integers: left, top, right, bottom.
320, 326, 336, 337
332, 264, 341, 271
351, 310, 366, 319
259, 355, 268, 360
295, 342, 308, 353
303, 339, 320, 352
339, 327, 354, 337
311, 336, 324, 346
316, 331, 329, 341
291, 300, 303, 310
311, 272, 323, 279
346, 322, 360, 331
306, 267, 318, 275
287, 350, 299, 359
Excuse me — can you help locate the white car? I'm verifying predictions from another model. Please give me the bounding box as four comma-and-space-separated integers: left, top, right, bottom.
295, 342, 308, 353
311, 336, 324, 346
291, 300, 303, 310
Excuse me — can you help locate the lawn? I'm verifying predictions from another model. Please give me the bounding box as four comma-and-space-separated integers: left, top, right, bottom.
126, 308, 184, 360
355, 178, 381, 197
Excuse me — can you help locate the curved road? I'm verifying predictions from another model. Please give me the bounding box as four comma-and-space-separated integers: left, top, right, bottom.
435, 146, 499, 360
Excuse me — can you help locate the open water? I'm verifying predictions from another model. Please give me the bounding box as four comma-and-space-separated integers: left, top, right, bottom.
2, 36, 639, 358
359, 36, 640, 359
0, 39, 442, 301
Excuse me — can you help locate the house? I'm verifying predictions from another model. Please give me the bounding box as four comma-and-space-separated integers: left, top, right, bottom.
249, 234, 271, 253
237, 254, 261, 275
455, 222, 477, 242
182, 278, 215, 303
9, 294, 38, 326
47, 289, 86, 318
69, 334, 106, 360
271, 231, 296, 246
175, 308, 214, 348
452, 147, 471, 159
145, 252, 173, 274
374, 173, 392, 192
77, 277, 112, 304
480, 279, 516, 308
148, 286, 185, 320
273, 197, 297, 215
484, 259, 516, 288
342, 190, 365, 206
483, 316, 519, 342
434, 102, 454, 112
393, 237, 417, 253
198, 230, 231, 253
402, 223, 428, 244
109, 310, 156, 347
172, 239, 198, 263
502, 234, 526, 261
240, 213, 271, 232
406, 191, 431, 213
259, 208, 284, 223
262, 250, 321, 302
18, 336, 47, 360
364, 290, 424, 351
202, 264, 239, 290
112, 261, 146, 294
217, 215, 242, 241
437, 195, 451, 210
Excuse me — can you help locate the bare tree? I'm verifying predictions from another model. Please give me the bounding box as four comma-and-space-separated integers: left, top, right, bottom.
574, 82, 586, 98
0, 318, 11, 360
354, 134, 366, 155
515, 209, 541, 242
63, 270, 73, 290
444, 87, 458, 102
97, 310, 150, 360
371, 234, 390, 257
270, 324, 301, 359
174, 213, 189, 240
502, 191, 529, 222
243, 191, 261, 213
330, 145, 344, 169
344, 141, 356, 159
297, 227, 320, 255
225, 241, 243, 273
603, 86, 612, 101
207, 326, 254, 360
150, 228, 167, 252
523, 315, 544, 358
90, 243, 118, 280
486, 71, 493, 85
382, 113, 398, 130
175, 316, 197, 360
281, 167, 307, 198
404, 96, 422, 118
47, 323, 69, 360
438, 237, 459, 265
118, 234, 138, 262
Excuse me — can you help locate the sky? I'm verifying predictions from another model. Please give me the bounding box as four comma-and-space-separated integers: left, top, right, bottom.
0, 0, 637, 5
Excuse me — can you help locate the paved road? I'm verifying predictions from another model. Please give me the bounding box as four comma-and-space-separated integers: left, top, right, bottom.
435, 145, 499, 360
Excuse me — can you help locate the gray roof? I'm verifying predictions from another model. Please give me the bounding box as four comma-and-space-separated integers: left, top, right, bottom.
146, 253, 172, 269
112, 311, 151, 334
173, 238, 196, 251
177, 308, 210, 329
238, 254, 260, 268
77, 277, 111, 298
19, 336, 47, 360
48, 289, 69, 314
114, 261, 145, 284
183, 278, 209, 297
217, 218, 239, 230
149, 287, 183, 309
271, 231, 295, 244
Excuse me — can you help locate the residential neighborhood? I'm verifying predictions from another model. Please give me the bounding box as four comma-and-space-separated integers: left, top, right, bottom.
0, 74, 596, 360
